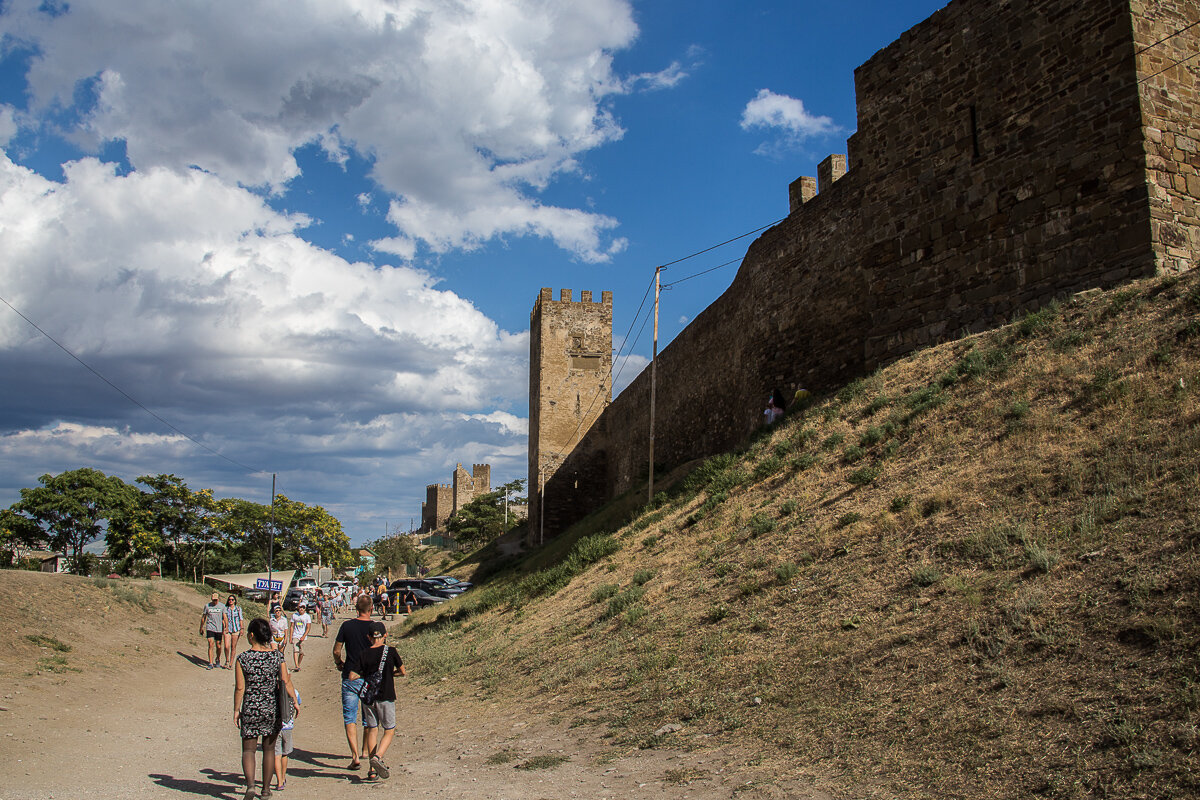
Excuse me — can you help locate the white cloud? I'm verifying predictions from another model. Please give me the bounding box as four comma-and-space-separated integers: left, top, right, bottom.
0, 106, 16, 145
740, 89, 838, 154
1, 0, 641, 261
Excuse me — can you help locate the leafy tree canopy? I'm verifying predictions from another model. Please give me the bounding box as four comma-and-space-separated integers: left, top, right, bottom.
13, 468, 139, 573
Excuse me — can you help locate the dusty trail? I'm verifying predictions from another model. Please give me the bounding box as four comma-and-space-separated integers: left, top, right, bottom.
0, 573, 816, 800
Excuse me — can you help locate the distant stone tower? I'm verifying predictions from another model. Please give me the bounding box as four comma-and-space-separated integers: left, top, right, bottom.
528, 288, 613, 540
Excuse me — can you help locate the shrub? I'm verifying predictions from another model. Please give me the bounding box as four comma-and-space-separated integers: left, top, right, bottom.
847, 465, 881, 486
836, 512, 862, 528
707, 603, 730, 623
641, 534, 659, 548
591, 583, 620, 603
821, 432, 845, 450
775, 562, 799, 583
1025, 542, 1058, 573
890, 495, 912, 513
864, 394, 892, 416
753, 455, 783, 481
911, 565, 941, 587
842, 445, 866, 463
790, 453, 818, 471
779, 499, 799, 516
859, 426, 886, 447
748, 513, 776, 537
631, 569, 655, 586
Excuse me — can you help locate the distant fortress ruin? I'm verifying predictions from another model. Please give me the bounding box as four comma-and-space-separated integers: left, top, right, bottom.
420, 462, 491, 533
528, 0, 1200, 539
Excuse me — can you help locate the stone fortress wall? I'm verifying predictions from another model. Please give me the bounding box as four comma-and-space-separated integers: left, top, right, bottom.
420, 462, 491, 532
530, 0, 1200, 539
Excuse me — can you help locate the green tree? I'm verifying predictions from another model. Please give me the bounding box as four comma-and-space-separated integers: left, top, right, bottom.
14, 468, 138, 573
1, 507, 44, 560
447, 481, 523, 549
367, 533, 428, 577
271, 495, 353, 571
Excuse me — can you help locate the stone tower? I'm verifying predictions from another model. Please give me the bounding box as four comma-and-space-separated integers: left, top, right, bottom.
528, 288, 613, 539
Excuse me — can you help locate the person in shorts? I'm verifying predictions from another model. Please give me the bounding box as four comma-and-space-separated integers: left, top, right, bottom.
273, 689, 301, 790
351, 621, 405, 780
269, 605, 290, 652
199, 592, 226, 669
332, 594, 375, 770
290, 602, 312, 671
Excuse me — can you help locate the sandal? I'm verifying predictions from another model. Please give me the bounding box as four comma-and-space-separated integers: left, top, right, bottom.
366, 770, 377, 781
242, 788, 257, 800
275, 779, 286, 790
347, 760, 361, 770
370, 754, 390, 779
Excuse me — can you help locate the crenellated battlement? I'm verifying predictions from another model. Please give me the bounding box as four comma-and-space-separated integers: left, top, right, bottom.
534, 287, 613, 308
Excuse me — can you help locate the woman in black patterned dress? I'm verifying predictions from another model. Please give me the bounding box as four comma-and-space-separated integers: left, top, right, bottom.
234, 617, 299, 800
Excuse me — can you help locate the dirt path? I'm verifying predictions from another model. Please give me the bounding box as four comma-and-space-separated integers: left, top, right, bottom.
0, 573, 828, 800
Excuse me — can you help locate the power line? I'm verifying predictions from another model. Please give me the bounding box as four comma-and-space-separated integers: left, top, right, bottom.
656, 217, 787, 270
0, 292, 265, 475
1138, 48, 1200, 84
661, 256, 744, 288
1135, 18, 1200, 55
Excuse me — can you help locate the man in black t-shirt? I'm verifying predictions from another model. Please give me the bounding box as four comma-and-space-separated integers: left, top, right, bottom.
332, 593, 375, 770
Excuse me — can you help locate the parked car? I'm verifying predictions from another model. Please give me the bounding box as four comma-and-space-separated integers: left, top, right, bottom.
388, 578, 464, 599
426, 575, 473, 591
293, 577, 318, 591
385, 584, 447, 609
282, 587, 317, 611
321, 579, 353, 593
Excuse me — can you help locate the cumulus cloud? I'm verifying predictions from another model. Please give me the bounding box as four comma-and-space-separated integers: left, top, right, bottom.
1, 0, 641, 261
0, 106, 16, 145
740, 89, 838, 155
0, 151, 529, 532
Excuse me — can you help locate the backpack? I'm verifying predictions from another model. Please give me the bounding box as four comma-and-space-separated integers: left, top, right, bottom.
357, 645, 388, 705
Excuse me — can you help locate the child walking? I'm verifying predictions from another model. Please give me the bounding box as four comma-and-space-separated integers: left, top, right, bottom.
274, 689, 301, 790
350, 621, 406, 780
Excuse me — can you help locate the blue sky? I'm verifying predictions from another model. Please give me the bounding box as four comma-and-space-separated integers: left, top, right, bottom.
0, 0, 946, 547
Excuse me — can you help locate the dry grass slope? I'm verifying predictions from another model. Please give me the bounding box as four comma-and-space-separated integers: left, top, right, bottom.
400, 271, 1200, 800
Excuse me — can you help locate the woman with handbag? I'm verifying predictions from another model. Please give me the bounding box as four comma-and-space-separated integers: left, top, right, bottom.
234, 617, 299, 800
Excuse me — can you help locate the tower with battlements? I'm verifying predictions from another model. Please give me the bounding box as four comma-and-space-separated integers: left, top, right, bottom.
528, 288, 613, 540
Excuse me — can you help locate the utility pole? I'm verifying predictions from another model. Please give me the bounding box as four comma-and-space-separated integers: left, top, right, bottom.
648, 266, 661, 503
268, 473, 276, 589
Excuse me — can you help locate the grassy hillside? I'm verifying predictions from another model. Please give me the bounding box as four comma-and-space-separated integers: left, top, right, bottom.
400, 270, 1200, 800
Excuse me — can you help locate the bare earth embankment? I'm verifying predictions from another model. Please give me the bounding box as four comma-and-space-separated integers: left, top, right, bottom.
0, 570, 821, 800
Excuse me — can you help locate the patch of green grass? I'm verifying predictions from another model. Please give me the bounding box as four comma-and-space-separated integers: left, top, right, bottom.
486, 748, 521, 765
753, 455, 783, 480
707, 603, 730, 623
842, 445, 866, 463
779, 499, 799, 516
836, 512, 862, 528
602, 586, 647, 620
821, 432, 845, 450
890, 495, 912, 513
775, 562, 799, 583
864, 394, 892, 416
847, 465, 881, 486
36, 654, 78, 673
789, 453, 818, 471
26, 634, 71, 652
515, 754, 570, 770
747, 513, 776, 537
631, 569, 655, 586
641, 534, 659, 548
591, 583, 620, 603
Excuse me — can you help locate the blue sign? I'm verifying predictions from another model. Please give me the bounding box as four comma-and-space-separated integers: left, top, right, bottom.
255, 578, 283, 592
353, 565, 365, 576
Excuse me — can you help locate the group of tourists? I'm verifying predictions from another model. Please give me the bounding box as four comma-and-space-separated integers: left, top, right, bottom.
206, 587, 407, 799
199, 592, 246, 670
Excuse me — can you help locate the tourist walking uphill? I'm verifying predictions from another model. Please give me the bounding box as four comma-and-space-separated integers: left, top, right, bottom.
332, 594, 375, 770
350, 621, 406, 781
223, 594, 244, 668
200, 591, 226, 670
234, 617, 299, 800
